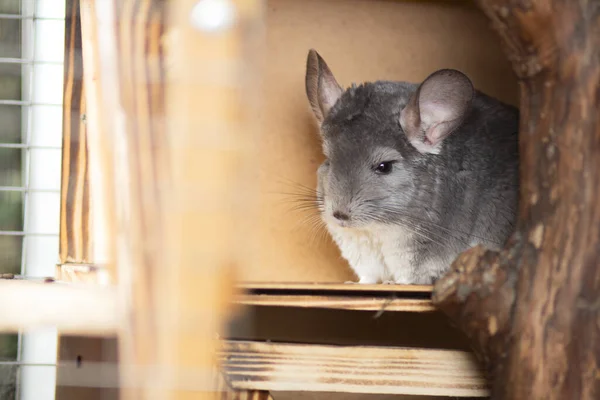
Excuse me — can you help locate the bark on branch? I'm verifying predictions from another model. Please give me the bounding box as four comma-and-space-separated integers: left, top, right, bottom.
432, 1, 600, 399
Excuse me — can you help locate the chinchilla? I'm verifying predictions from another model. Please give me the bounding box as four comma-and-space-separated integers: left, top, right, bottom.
304, 49, 519, 284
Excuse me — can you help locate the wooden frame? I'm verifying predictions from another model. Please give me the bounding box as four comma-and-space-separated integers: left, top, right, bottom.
26, 0, 600, 399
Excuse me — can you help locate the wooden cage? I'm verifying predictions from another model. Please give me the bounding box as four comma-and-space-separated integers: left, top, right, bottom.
1, 0, 598, 399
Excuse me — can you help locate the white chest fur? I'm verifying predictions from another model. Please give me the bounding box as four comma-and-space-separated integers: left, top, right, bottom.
326, 222, 416, 284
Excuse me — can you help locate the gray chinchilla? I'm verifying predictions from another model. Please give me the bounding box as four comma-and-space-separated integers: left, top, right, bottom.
304, 49, 519, 285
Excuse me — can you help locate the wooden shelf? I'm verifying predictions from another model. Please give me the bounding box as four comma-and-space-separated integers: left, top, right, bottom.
235, 282, 435, 313
239, 282, 433, 292
219, 340, 489, 397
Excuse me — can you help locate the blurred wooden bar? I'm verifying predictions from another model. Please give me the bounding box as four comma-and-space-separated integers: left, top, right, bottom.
57, 3, 117, 399
84, 0, 266, 398
59, 0, 113, 279
59, 0, 91, 266
0, 279, 117, 335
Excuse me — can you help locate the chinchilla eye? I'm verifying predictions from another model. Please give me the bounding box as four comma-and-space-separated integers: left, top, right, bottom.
374, 161, 394, 174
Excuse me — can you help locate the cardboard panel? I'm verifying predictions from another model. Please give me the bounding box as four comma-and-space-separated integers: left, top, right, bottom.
246, 0, 518, 282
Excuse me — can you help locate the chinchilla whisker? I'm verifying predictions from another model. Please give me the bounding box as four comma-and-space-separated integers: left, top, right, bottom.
278, 197, 322, 206
275, 193, 323, 212
302, 214, 330, 247
270, 191, 321, 200
274, 178, 320, 195
289, 205, 322, 213
293, 211, 323, 235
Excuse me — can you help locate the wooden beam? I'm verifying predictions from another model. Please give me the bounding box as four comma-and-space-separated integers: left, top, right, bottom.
219, 340, 489, 397
58, 6, 117, 399
240, 282, 433, 293
235, 282, 435, 312
234, 294, 435, 312
90, 0, 265, 398
60, 0, 91, 265
77, 0, 115, 277
0, 279, 117, 335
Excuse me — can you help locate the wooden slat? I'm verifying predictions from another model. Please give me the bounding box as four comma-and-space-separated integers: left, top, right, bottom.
0, 279, 117, 335
91, 0, 175, 397
58, 6, 117, 399
234, 294, 436, 312
78, 0, 115, 275
89, 0, 265, 398
240, 282, 433, 293
60, 0, 91, 264
219, 340, 489, 398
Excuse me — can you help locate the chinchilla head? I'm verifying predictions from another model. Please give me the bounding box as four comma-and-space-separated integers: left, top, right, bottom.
304, 49, 475, 230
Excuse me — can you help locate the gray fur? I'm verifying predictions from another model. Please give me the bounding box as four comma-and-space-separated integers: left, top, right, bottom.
305, 49, 519, 284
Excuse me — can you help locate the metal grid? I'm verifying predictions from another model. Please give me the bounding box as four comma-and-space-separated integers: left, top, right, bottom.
0, 0, 66, 399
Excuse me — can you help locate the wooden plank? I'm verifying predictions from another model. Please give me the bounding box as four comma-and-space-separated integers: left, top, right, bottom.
89, 0, 265, 398
219, 340, 489, 398
60, 0, 91, 264
240, 282, 433, 293
234, 294, 436, 312
0, 279, 117, 335
91, 0, 176, 397
78, 0, 114, 274
58, 6, 117, 399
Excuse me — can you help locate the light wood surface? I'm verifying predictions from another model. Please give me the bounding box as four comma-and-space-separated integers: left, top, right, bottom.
235, 294, 435, 313
78, 0, 114, 271
59, 0, 91, 265
0, 279, 117, 335
236, 282, 435, 312
240, 282, 433, 293
219, 340, 489, 397
88, 0, 265, 398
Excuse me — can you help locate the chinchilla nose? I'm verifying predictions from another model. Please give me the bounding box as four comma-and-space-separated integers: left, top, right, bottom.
332, 210, 350, 221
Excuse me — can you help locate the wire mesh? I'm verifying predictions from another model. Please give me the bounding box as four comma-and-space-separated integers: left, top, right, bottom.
0, 0, 65, 398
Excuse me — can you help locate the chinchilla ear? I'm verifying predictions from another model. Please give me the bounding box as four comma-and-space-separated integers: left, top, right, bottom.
399, 69, 474, 154
305, 49, 343, 125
